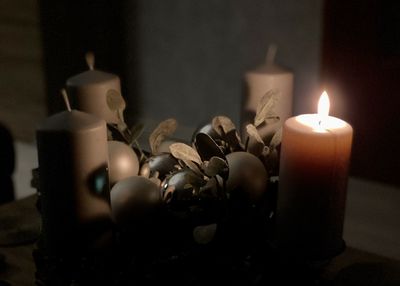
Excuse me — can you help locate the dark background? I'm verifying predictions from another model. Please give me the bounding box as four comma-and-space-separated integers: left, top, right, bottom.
39, 0, 323, 132
322, 0, 400, 185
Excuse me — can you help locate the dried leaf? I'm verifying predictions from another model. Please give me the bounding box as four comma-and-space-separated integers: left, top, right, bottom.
193, 223, 217, 244
106, 89, 126, 111
212, 116, 236, 135
129, 123, 145, 143
270, 127, 282, 149
149, 118, 178, 154
246, 124, 263, 143
246, 124, 265, 156
254, 89, 280, 127
265, 116, 280, 125
169, 143, 202, 165
204, 156, 229, 179
194, 133, 225, 161
117, 109, 125, 122
180, 159, 202, 175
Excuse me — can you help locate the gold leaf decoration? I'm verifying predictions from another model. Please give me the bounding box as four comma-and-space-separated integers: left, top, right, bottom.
204, 156, 228, 178
180, 159, 202, 175
149, 118, 177, 154
169, 143, 202, 165
246, 124, 263, 143
270, 127, 282, 149
212, 115, 236, 135
106, 89, 126, 111
254, 89, 280, 127
246, 124, 265, 157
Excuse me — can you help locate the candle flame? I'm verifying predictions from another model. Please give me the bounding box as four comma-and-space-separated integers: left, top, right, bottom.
318, 91, 330, 117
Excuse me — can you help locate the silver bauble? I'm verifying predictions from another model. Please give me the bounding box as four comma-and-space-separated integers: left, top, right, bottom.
226, 151, 268, 202
110, 176, 161, 226
108, 141, 139, 186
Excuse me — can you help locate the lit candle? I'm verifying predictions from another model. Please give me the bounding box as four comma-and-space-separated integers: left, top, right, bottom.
241, 45, 294, 143
36, 95, 112, 254
276, 91, 353, 259
66, 52, 122, 124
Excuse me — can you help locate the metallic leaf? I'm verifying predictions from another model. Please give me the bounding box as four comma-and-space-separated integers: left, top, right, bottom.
106, 89, 126, 111
204, 156, 229, 179
270, 127, 282, 149
169, 143, 202, 165
180, 159, 202, 175
149, 118, 177, 154
254, 89, 280, 127
246, 124, 263, 143
212, 115, 236, 135
245, 124, 265, 156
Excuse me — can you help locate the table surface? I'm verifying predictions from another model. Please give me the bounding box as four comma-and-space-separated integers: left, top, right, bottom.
0, 195, 399, 286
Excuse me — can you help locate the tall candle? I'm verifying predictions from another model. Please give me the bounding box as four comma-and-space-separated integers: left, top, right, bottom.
36, 109, 111, 254
242, 46, 294, 143
66, 53, 122, 124
276, 92, 353, 259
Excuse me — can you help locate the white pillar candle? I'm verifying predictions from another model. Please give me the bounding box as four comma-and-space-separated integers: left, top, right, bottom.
277, 91, 353, 259
242, 46, 294, 143
36, 109, 111, 254
66, 53, 122, 124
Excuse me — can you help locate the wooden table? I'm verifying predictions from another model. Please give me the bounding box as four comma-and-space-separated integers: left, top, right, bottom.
1, 195, 399, 285
0, 195, 40, 286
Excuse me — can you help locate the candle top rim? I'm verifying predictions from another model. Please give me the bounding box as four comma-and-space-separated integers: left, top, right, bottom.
67, 69, 119, 86
286, 114, 352, 134
248, 63, 292, 75
38, 110, 105, 132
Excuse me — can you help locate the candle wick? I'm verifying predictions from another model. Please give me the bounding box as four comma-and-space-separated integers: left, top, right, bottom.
266, 44, 277, 65
61, 89, 72, 112
85, 51, 95, 71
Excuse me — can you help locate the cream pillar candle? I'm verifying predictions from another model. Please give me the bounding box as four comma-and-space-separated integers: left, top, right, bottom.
66, 52, 122, 124
276, 92, 353, 259
242, 46, 294, 143
36, 107, 111, 254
